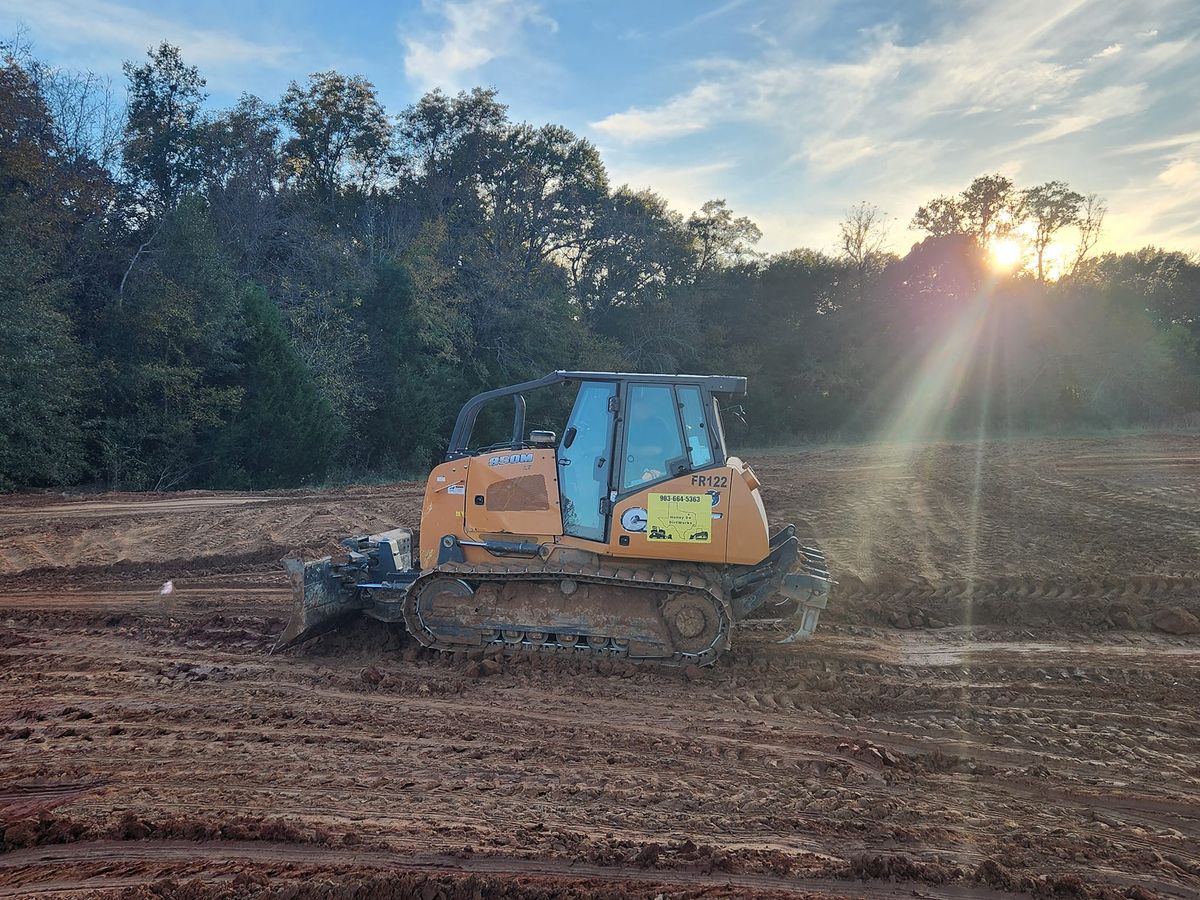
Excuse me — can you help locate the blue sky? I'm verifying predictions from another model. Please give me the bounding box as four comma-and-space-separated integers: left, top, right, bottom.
6, 0, 1199, 255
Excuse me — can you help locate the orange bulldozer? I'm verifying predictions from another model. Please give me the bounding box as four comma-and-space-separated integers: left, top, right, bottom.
277, 371, 831, 666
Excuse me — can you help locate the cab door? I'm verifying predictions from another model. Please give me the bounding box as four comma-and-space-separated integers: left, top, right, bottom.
558, 381, 617, 541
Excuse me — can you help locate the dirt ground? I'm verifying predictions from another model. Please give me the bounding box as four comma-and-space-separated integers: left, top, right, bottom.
1, 434, 1198, 899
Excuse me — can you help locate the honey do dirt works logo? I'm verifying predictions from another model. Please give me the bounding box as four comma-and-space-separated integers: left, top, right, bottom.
646, 492, 711, 543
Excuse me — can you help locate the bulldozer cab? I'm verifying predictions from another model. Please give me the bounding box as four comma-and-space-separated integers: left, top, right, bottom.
446, 371, 745, 544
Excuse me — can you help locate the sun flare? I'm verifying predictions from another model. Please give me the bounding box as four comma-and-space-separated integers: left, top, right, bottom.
989, 238, 1022, 270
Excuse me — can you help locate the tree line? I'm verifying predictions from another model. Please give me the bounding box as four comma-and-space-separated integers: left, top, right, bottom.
2, 40, 1198, 490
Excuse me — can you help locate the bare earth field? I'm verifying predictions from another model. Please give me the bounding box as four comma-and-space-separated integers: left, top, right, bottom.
1, 434, 1198, 899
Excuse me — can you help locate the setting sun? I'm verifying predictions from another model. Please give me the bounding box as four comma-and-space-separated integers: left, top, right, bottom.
989, 237, 1022, 270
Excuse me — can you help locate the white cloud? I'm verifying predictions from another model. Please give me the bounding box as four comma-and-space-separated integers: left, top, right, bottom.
799, 136, 942, 175
1113, 131, 1200, 155
592, 83, 727, 141
604, 160, 735, 219
590, 0, 1095, 147
0, 0, 296, 70
402, 0, 557, 92
748, 208, 840, 255
1101, 126, 1200, 250
1012, 83, 1147, 148
585, 0, 1200, 252
1135, 37, 1193, 68
1103, 164, 1200, 248
1151, 139, 1200, 224
1159, 154, 1200, 189
665, 0, 752, 37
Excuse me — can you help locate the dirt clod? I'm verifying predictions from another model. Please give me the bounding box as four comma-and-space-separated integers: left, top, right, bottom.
1151, 606, 1200, 635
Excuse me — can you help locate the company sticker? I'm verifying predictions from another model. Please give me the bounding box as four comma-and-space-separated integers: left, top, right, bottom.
647, 492, 711, 543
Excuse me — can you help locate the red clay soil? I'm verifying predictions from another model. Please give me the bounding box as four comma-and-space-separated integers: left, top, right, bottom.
1, 434, 1197, 898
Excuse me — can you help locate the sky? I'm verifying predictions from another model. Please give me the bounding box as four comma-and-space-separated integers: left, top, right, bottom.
4, 0, 1199, 256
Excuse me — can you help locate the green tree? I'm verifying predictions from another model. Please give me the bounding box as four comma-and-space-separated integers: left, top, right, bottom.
203, 94, 280, 198
1023, 181, 1084, 281
396, 87, 507, 202
911, 195, 966, 237
959, 174, 1020, 243
202, 95, 285, 273
210, 284, 338, 487
0, 56, 87, 486
5, 37, 1200, 489
279, 71, 390, 201
0, 226, 86, 487
696, 250, 857, 438
686, 199, 762, 273
351, 240, 469, 473
97, 199, 244, 489
912, 175, 1022, 244
122, 43, 207, 213
483, 123, 609, 272
573, 188, 692, 334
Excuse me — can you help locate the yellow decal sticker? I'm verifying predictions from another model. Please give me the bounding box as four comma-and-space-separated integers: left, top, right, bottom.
647, 492, 711, 543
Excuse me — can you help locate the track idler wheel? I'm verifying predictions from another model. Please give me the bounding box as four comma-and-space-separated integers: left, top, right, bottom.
408, 577, 475, 645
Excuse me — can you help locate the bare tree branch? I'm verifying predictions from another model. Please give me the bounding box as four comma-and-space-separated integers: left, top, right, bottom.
117, 221, 165, 306
1070, 193, 1107, 276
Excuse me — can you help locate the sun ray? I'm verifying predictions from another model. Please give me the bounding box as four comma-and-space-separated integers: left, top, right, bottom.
845, 274, 1000, 580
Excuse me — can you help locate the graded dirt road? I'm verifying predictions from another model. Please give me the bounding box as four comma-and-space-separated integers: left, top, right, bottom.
1, 435, 1198, 898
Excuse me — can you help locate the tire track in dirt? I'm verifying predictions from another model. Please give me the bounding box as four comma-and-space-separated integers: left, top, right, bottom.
3, 434, 1200, 897
0, 840, 1057, 899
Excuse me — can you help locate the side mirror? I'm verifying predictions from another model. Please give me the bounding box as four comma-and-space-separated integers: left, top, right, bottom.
562, 426, 577, 449
529, 430, 556, 446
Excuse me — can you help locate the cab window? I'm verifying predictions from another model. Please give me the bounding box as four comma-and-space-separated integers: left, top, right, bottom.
709, 396, 728, 460
622, 384, 686, 491
559, 381, 616, 540
678, 386, 714, 469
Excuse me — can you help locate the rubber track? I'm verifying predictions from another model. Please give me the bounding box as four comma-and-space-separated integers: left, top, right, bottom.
401, 558, 733, 667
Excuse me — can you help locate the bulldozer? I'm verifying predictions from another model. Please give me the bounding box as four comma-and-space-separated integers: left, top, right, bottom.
276, 371, 831, 666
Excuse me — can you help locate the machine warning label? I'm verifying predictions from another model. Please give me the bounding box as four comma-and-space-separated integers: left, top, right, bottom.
647, 493, 711, 543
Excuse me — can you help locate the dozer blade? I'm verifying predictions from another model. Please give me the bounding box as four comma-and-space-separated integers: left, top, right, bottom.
272, 557, 364, 653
